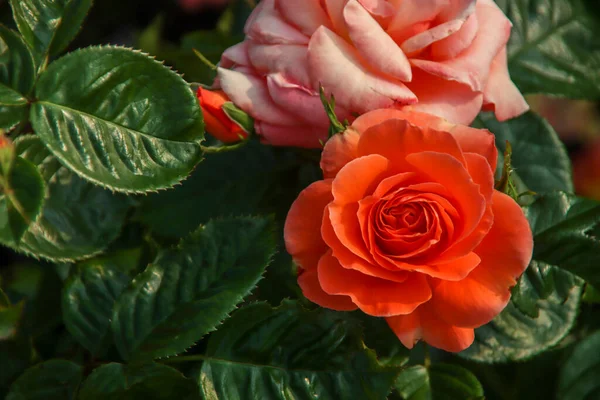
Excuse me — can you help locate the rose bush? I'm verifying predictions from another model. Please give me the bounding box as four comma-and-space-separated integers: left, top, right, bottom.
217, 0, 529, 148
284, 109, 533, 352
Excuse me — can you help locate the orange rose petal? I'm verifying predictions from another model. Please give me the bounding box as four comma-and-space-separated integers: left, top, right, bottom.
386, 311, 422, 350
471, 191, 533, 293
321, 129, 360, 179
430, 273, 509, 328
351, 108, 412, 133
284, 180, 333, 270
298, 267, 358, 311
332, 154, 390, 204
357, 119, 467, 174
406, 151, 487, 251
420, 308, 475, 352
318, 251, 431, 317
390, 110, 498, 169
387, 303, 475, 353
323, 206, 409, 282
202, 111, 235, 143
464, 153, 495, 201
329, 202, 373, 262
411, 251, 481, 281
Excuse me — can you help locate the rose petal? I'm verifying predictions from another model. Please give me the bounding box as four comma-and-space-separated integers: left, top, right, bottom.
404, 68, 483, 125
220, 41, 251, 69
344, 0, 412, 81
472, 191, 533, 293
321, 129, 360, 179
365, 110, 497, 168
245, 0, 310, 45
284, 179, 333, 270
318, 251, 432, 317
401, 19, 466, 56
256, 122, 326, 148
387, 0, 448, 38
328, 155, 391, 263
276, 0, 333, 36
482, 48, 529, 121
431, 13, 478, 60
322, 206, 410, 282
331, 154, 390, 204
218, 68, 301, 126
266, 73, 331, 126
405, 151, 487, 251
308, 26, 417, 114
387, 303, 475, 352
248, 43, 312, 88
430, 191, 533, 328
298, 266, 358, 311
357, 118, 466, 174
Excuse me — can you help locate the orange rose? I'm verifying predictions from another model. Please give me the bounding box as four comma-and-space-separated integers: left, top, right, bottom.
197, 87, 248, 143
284, 109, 533, 352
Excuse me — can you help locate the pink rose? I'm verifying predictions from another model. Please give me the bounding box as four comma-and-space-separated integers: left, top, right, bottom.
216, 0, 529, 148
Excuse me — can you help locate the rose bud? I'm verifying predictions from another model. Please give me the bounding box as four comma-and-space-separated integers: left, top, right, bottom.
216, 0, 529, 148
284, 109, 533, 352
197, 87, 251, 143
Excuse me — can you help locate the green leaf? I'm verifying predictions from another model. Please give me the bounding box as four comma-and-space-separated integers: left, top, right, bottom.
527, 192, 600, 287
460, 261, 582, 363
198, 301, 398, 400
558, 330, 600, 399
395, 364, 484, 400
112, 217, 275, 361
473, 112, 572, 193
0, 157, 45, 244
497, 0, 600, 98
0, 26, 35, 129
6, 360, 82, 400
62, 261, 130, 355
0, 135, 130, 261
9, 0, 93, 64
31, 46, 204, 193
77, 362, 200, 400
136, 140, 277, 239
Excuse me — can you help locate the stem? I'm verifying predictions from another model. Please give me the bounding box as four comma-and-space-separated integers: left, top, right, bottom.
201, 139, 249, 154
160, 354, 208, 364
423, 344, 431, 369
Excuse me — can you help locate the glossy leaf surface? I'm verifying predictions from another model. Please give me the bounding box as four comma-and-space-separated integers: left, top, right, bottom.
198, 301, 399, 400
31, 46, 204, 193
473, 112, 573, 193
395, 364, 484, 400
0, 136, 130, 261
62, 261, 130, 355
461, 261, 582, 363
10, 0, 93, 62
78, 362, 200, 400
0, 26, 35, 129
112, 217, 275, 361
499, 0, 600, 98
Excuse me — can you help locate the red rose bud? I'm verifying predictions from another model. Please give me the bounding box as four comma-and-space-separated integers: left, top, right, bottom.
197, 87, 251, 143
